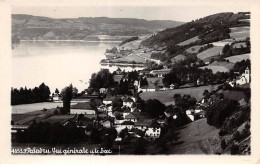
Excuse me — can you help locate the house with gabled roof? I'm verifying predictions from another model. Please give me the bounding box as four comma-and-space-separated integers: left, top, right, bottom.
103, 96, 115, 105
145, 120, 161, 139
123, 97, 134, 108
124, 113, 138, 122
101, 117, 114, 128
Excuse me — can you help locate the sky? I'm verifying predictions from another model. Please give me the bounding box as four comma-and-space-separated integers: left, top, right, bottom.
12, 5, 251, 22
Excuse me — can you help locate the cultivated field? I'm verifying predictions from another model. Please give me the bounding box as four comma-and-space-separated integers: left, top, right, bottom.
177, 36, 199, 46
197, 46, 223, 61
224, 54, 250, 63
140, 85, 219, 106
208, 61, 234, 70
199, 66, 229, 74
171, 54, 185, 63
185, 45, 204, 54
229, 26, 250, 41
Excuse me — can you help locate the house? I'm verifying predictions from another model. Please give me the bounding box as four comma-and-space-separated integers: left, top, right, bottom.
115, 67, 122, 74
150, 69, 171, 77
101, 118, 114, 128
164, 105, 180, 118
139, 85, 156, 92
139, 70, 151, 76
125, 113, 138, 122
123, 97, 134, 108
170, 84, 175, 89
120, 121, 135, 130
53, 93, 61, 101
70, 102, 96, 115
134, 121, 150, 131
197, 77, 204, 86
99, 88, 107, 94
103, 96, 115, 105
186, 109, 195, 121
145, 120, 161, 139
122, 108, 131, 118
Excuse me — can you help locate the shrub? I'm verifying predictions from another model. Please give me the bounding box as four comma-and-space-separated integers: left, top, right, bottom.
221, 139, 227, 149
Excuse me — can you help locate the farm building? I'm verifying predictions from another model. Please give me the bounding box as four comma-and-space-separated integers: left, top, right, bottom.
70, 102, 96, 115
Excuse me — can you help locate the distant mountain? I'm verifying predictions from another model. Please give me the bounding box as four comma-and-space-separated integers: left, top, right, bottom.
12, 14, 184, 40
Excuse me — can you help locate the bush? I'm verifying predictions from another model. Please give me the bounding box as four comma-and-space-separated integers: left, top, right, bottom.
221, 139, 227, 149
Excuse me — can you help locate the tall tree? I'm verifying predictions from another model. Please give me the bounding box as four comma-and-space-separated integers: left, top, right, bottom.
61, 84, 73, 114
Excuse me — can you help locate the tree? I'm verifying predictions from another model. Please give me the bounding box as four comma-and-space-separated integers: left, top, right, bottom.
61, 84, 73, 114
139, 77, 148, 87
144, 99, 166, 118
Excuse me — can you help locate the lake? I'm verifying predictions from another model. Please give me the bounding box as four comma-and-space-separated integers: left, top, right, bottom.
12, 41, 144, 93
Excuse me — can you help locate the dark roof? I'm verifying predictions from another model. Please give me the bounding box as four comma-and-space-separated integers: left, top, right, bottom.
149, 121, 161, 128
140, 85, 156, 89
134, 121, 150, 127
71, 102, 93, 110
124, 97, 134, 102
103, 96, 115, 101
121, 121, 135, 125
123, 108, 131, 113
125, 113, 137, 119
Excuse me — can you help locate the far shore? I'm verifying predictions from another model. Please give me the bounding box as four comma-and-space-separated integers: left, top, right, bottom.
20, 40, 122, 43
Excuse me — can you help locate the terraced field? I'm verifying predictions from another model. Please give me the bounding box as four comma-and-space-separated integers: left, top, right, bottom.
229, 26, 250, 41
224, 54, 250, 63
197, 46, 223, 61
177, 36, 199, 46
140, 85, 219, 106
199, 66, 229, 74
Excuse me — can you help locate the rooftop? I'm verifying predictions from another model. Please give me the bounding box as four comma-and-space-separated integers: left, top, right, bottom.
125, 113, 137, 119
121, 121, 135, 125
71, 102, 93, 110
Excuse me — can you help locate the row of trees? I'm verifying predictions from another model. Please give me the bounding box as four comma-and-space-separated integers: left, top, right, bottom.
11, 83, 51, 105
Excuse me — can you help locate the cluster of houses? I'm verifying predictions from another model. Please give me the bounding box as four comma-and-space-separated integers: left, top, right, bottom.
68, 95, 163, 140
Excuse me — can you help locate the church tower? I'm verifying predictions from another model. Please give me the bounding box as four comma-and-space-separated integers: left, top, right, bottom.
245, 67, 250, 83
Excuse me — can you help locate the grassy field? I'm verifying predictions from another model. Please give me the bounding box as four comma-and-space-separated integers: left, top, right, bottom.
229, 26, 250, 41
177, 36, 199, 46
185, 45, 204, 54
233, 42, 247, 48
41, 115, 75, 124
171, 54, 185, 63
140, 85, 219, 106
209, 61, 234, 70
167, 118, 219, 154
211, 39, 233, 47
199, 66, 229, 74
197, 46, 223, 61
224, 53, 250, 63
110, 54, 147, 63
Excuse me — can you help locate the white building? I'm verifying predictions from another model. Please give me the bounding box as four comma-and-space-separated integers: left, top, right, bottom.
145, 121, 161, 139
229, 67, 250, 87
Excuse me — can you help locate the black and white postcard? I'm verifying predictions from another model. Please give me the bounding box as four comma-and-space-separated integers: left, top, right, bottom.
0, 0, 260, 164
